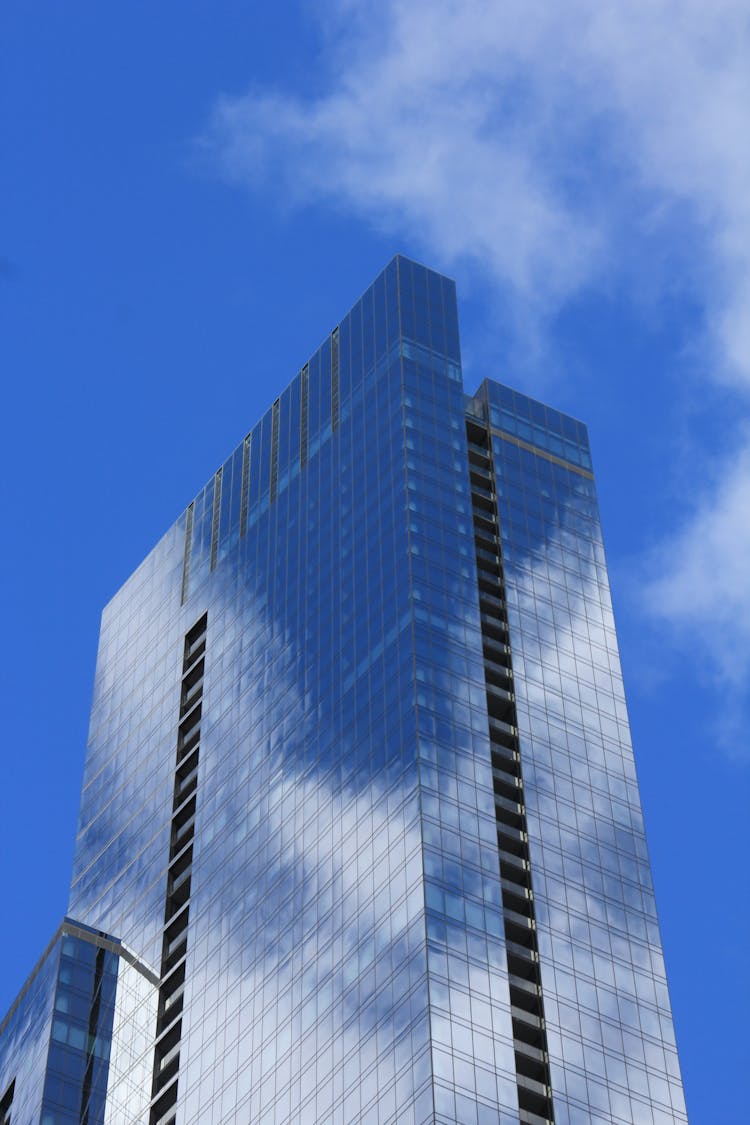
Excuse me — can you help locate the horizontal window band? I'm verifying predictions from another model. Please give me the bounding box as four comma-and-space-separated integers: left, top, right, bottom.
491, 426, 594, 479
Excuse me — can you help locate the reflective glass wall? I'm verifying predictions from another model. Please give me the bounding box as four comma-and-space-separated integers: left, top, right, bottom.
65, 258, 469, 1123
475, 380, 687, 1125
0, 933, 59, 1125
174, 257, 442, 1123
0, 921, 156, 1125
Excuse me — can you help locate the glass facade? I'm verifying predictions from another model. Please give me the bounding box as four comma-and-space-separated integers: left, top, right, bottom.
0, 257, 686, 1124
0, 920, 157, 1125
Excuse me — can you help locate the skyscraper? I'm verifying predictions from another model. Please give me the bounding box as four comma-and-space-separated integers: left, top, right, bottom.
0, 257, 686, 1125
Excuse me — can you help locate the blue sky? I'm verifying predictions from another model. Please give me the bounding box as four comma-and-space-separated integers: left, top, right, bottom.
1, 3, 748, 1121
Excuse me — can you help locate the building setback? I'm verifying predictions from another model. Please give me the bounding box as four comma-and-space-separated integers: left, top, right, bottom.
0, 257, 687, 1125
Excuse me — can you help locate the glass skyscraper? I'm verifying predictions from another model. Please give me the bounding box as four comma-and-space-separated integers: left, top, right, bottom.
0, 257, 687, 1125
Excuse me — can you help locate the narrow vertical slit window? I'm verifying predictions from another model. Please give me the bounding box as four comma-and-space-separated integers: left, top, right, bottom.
150, 613, 207, 1125
239, 434, 251, 538
0, 1079, 15, 1125
79, 946, 106, 1125
180, 503, 194, 607
331, 327, 340, 432
300, 364, 309, 469
270, 398, 280, 503
466, 412, 556, 1125
209, 467, 222, 572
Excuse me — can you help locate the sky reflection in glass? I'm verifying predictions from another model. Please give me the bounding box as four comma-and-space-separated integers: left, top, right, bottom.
2, 257, 686, 1125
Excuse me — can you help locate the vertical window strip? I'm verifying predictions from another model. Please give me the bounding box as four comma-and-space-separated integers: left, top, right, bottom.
209, 467, 222, 573
465, 412, 556, 1125
300, 364, 309, 468
79, 946, 106, 1125
270, 398, 280, 503
180, 502, 194, 607
150, 613, 207, 1125
239, 434, 251, 538
0, 1080, 15, 1125
331, 327, 340, 432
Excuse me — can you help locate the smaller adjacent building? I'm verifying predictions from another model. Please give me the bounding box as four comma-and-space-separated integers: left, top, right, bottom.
0, 920, 157, 1125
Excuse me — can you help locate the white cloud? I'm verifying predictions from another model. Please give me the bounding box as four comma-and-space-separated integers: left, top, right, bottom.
203, 0, 750, 735
205, 0, 750, 379
643, 436, 750, 744
645, 440, 750, 654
